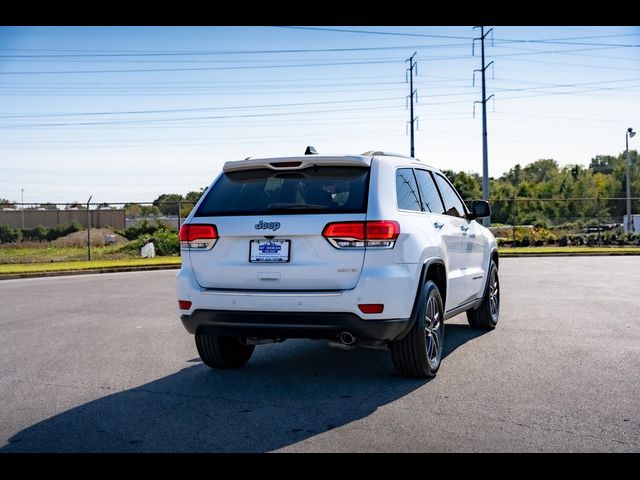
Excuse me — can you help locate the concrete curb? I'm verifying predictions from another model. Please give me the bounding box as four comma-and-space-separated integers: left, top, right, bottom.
0, 264, 180, 281
500, 252, 640, 257
1, 251, 639, 280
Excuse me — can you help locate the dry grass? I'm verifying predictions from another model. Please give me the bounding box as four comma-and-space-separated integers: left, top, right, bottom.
52, 228, 127, 247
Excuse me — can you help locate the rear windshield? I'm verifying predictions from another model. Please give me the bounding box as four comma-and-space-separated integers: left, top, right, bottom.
195, 166, 370, 216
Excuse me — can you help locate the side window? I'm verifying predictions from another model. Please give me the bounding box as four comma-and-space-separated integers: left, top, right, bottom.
396, 168, 422, 212
414, 169, 445, 214
433, 173, 467, 218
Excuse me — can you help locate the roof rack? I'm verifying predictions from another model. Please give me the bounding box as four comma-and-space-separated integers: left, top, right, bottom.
361, 150, 416, 160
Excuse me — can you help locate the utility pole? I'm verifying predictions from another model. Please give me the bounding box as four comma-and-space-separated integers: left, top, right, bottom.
473, 26, 494, 227
406, 52, 418, 158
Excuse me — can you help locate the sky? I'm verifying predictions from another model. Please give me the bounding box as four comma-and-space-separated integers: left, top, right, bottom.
1, 25, 639, 205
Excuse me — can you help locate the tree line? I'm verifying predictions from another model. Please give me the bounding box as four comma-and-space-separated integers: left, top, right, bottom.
443, 149, 639, 227
3, 149, 638, 229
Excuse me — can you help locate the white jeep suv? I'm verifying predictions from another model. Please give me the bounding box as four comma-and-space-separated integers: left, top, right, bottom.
176, 150, 499, 378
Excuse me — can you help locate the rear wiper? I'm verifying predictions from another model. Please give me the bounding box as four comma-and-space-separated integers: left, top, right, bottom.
267, 203, 329, 210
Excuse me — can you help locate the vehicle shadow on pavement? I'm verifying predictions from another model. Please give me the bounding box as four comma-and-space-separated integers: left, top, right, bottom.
1, 323, 488, 453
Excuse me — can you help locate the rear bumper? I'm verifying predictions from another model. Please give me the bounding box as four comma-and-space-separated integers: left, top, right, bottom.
177, 261, 421, 321
180, 309, 410, 342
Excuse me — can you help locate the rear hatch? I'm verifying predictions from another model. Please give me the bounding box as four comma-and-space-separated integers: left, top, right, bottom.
188, 162, 370, 291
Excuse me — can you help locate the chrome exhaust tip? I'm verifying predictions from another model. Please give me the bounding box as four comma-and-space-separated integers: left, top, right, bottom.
339, 331, 356, 346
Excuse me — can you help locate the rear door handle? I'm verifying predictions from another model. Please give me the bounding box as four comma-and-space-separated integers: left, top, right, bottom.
433, 222, 444, 229
460, 225, 469, 232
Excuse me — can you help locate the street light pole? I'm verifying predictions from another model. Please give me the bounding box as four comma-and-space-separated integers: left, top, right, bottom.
626, 127, 636, 232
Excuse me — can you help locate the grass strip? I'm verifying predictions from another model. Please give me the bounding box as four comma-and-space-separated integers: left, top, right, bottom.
499, 246, 640, 255
0, 256, 181, 274
1, 246, 639, 275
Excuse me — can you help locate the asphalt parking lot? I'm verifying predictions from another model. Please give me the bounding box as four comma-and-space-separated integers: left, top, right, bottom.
0, 257, 639, 452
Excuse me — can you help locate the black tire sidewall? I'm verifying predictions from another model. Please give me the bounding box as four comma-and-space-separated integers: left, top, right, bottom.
195, 327, 255, 369
486, 261, 499, 326
418, 280, 445, 374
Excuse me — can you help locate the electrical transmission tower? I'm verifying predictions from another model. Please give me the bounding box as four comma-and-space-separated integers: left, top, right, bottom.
406, 52, 418, 158
473, 26, 494, 226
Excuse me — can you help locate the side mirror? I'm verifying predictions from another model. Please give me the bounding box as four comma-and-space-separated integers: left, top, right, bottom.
469, 200, 491, 220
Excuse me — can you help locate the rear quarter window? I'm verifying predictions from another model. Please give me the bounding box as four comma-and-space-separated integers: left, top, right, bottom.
396, 168, 422, 212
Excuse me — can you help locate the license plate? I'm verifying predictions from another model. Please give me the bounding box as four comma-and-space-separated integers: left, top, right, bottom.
249, 239, 290, 263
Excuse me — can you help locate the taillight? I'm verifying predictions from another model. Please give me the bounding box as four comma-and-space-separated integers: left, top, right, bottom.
179, 224, 218, 250
322, 221, 399, 249
270, 161, 302, 168
322, 222, 365, 240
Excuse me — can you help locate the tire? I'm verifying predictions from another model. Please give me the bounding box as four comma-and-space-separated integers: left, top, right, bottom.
467, 260, 500, 330
195, 327, 255, 369
389, 280, 444, 379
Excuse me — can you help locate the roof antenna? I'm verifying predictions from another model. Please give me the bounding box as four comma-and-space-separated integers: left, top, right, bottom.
304, 146, 318, 155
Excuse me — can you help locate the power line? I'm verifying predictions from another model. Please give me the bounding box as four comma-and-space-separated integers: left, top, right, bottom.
0, 103, 406, 128
0, 43, 472, 58
0, 95, 404, 120
0, 129, 407, 149
0, 80, 407, 91
272, 26, 475, 40
0, 73, 403, 85
0, 59, 403, 75
3, 81, 638, 126
0, 45, 634, 76
274, 26, 640, 47
495, 55, 640, 72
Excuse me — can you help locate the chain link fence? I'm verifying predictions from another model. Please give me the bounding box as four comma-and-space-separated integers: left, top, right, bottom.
1, 198, 639, 263
0, 201, 195, 263
486, 197, 640, 247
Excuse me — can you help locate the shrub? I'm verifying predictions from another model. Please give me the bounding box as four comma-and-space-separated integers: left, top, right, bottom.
121, 219, 177, 241
121, 219, 158, 240
44, 221, 82, 241
552, 222, 581, 233
496, 237, 513, 247
21, 225, 48, 242
117, 228, 179, 256
558, 235, 569, 247
150, 229, 179, 256
568, 234, 585, 246
0, 224, 21, 243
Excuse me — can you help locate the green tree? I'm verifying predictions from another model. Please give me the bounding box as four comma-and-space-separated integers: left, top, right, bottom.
442, 170, 482, 201
125, 203, 160, 217
521, 159, 559, 184
184, 188, 206, 203
179, 188, 207, 218
0, 198, 16, 209
66, 202, 86, 210
38, 203, 59, 210
153, 193, 183, 215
